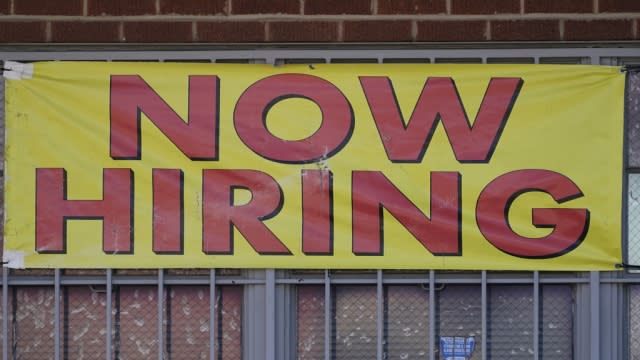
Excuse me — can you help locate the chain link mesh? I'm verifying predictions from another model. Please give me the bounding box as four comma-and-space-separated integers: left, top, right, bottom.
63, 286, 107, 359
627, 71, 640, 167
487, 285, 533, 359
217, 286, 242, 360
165, 285, 210, 359
12, 287, 57, 359
540, 285, 573, 359
436, 285, 482, 360
629, 175, 640, 266
113, 286, 159, 359
385, 285, 429, 359
332, 285, 377, 359
297, 285, 325, 360
630, 285, 640, 359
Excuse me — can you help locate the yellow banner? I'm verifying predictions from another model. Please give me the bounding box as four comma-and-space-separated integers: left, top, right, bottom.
3, 62, 624, 269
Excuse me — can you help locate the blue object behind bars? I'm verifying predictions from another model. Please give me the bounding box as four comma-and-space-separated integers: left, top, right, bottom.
440, 336, 475, 360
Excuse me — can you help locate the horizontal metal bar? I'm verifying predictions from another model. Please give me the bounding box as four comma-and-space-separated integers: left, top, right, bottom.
0, 272, 604, 286
0, 47, 637, 62
326, 278, 379, 284
163, 277, 210, 285
61, 277, 108, 285
213, 279, 266, 285
276, 278, 326, 284
112, 278, 158, 285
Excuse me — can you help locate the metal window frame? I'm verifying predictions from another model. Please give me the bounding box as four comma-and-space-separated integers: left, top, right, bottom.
0, 45, 639, 360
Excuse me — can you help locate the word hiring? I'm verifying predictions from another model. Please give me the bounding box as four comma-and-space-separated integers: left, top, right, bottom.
35, 73, 588, 259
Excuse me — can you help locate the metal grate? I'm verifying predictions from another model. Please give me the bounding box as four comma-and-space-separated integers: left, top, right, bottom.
385, 285, 430, 359
540, 285, 573, 359
165, 286, 211, 359
332, 286, 377, 359
12, 287, 57, 359
628, 175, 640, 266
487, 286, 534, 359
436, 285, 482, 360
63, 286, 108, 360
629, 286, 640, 359
297, 285, 325, 360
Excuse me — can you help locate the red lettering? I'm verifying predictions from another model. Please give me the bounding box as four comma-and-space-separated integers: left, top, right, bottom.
110, 75, 219, 160
352, 171, 461, 255
359, 77, 523, 163
202, 170, 291, 255
302, 169, 333, 255
476, 169, 589, 258
234, 74, 353, 163
36, 168, 134, 254
152, 169, 183, 254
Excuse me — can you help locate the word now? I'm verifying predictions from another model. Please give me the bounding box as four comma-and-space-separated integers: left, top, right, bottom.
109, 74, 522, 163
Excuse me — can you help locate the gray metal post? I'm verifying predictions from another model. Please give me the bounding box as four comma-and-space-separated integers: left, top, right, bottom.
210, 269, 216, 360
590, 271, 600, 360
54, 269, 61, 360
2, 269, 7, 360
324, 270, 330, 360
106, 269, 112, 360
481, 270, 487, 360
158, 270, 164, 360
429, 270, 435, 360
274, 270, 295, 360
376, 270, 383, 360
243, 270, 267, 360
265, 269, 275, 360
533, 271, 540, 360
599, 272, 624, 360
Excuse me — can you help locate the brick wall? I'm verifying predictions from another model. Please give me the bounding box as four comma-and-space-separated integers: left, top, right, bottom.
0, 0, 638, 43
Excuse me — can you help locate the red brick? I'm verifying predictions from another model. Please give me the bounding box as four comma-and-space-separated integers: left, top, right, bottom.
600, 0, 640, 12
344, 21, 412, 42
416, 21, 486, 41
123, 22, 193, 42
378, 0, 445, 14
232, 0, 299, 14
525, 0, 592, 13
14, 0, 83, 15
88, 0, 156, 15
65, 287, 108, 359
0, 21, 46, 42
564, 20, 633, 40
197, 21, 265, 42
162, 0, 227, 14
452, 0, 519, 14
51, 22, 120, 42
117, 287, 159, 358
492, 20, 560, 41
167, 286, 211, 358
305, 0, 371, 14
269, 21, 338, 42
0, 0, 9, 14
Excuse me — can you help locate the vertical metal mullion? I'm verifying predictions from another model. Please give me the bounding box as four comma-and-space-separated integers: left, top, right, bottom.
481, 270, 487, 360
265, 269, 275, 360
590, 271, 600, 360
209, 270, 216, 360
106, 269, 112, 360
2, 269, 7, 360
54, 269, 61, 360
376, 270, 383, 360
158, 270, 164, 360
324, 270, 330, 360
429, 270, 435, 360
533, 271, 540, 360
